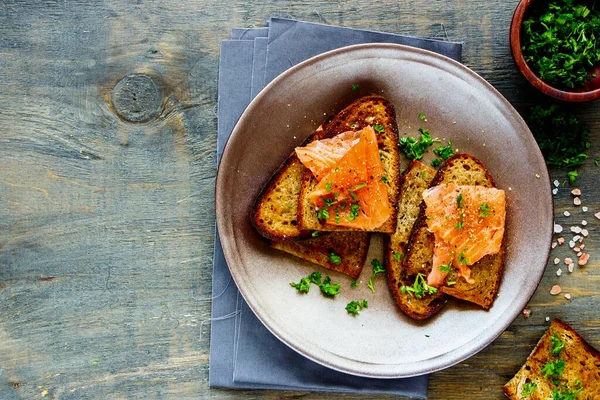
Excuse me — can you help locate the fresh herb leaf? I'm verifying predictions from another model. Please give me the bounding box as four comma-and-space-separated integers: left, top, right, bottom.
454, 213, 465, 230
400, 273, 438, 299
399, 128, 440, 160
550, 332, 566, 355
551, 387, 584, 400
322, 197, 336, 207
345, 299, 368, 315
311, 231, 320, 238
351, 280, 358, 288
351, 83, 360, 91
393, 252, 403, 260
308, 272, 322, 285
479, 202, 491, 217
433, 140, 455, 160
521, 382, 537, 397
319, 275, 341, 297
325, 181, 333, 192
418, 113, 427, 121
439, 263, 453, 273
367, 259, 386, 292
335, 210, 340, 224
568, 170, 578, 184
458, 252, 469, 265
328, 252, 342, 265
352, 182, 368, 191
347, 203, 360, 221
541, 359, 565, 378
595, 157, 600, 166
456, 192, 465, 208
381, 176, 388, 184
373, 124, 385, 133
317, 208, 330, 220
290, 277, 311, 293
431, 158, 441, 167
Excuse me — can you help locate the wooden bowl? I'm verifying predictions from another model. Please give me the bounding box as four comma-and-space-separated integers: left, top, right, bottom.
510, 0, 600, 102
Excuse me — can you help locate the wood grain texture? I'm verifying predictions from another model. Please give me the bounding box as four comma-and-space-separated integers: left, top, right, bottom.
1, 0, 599, 399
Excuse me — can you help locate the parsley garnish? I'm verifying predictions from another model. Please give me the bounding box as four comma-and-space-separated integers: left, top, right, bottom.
351, 83, 360, 91
551, 387, 584, 400
319, 275, 341, 297
458, 252, 469, 265
399, 128, 440, 160
352, 182, 368, 191
381, 176, 388, 184
439, 263, 452, 273
550, 332, 566, 355
289, 277, 311, 293
311, 231, 319, 238
400, 273, 438, 299
479, 202, 491, 217
521, 382, 537, 397
418, 113, 427, 121
373, 124, 385, 133
431, 159, 441, 167
521, 0, 600, 89
541, 359, 565, 378
347, 203, 360, 221
456, 193, 465, 208
568, 170, 578, 185
322, 197, 336, 207
345, 299, 368, 316
393, 252, 403, 260
433, 140, 455, 160
325, 181, 332, 192
328, 252, 342, 265
454, 213, 465, 230
350, 280, 358, 288
367, 259, 386, 293
290, 271, 340, 297
317, 208, 330, 220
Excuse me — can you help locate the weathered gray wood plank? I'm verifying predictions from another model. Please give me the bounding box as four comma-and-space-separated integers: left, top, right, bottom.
1, 0, 599, 399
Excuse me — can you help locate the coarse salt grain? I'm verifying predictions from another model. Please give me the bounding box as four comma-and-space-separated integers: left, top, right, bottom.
574, 246, 581, 252
550, 285, 562, 295
557, 237, 565, 245
564, 257, 573, 264
581, 244, 585, 249
568, 263, 575, 273
582, 229, 589, 237
556, 269, 562, 276
577, 252, 583, 257
571, 226, 582, 234
578, 253, 590, 266
573, 235, 581, 242
596, 212, 600, 220
574, 197, 582, 206
554, 257, 560, 265
546, 316, 550, 322
569, 240, 576, 248
565, 294, 572, 300
564, 211, 571, 217
552, 188, 558, 195
552, 242, 558, 249
523, 309, 531, 318
582, 220, 588, 226
553, 180, 560, 187
554, 224, 563, 233
582, 206, 588, 212
571, 188, 581, 196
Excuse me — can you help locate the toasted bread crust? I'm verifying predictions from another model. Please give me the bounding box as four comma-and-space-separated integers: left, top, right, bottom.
271, 231, 371, 279
297, 95, 401, 233
402, 153, 504, 317
384, 161, 447, 320
502, 319, 600, 399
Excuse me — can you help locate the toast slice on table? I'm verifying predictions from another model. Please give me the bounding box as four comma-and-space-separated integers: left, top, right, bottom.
403, 153, 504, 316
297, 95, 401, 234
271, 231, 371, 280
503, 319, 600, 399
383, 161, 447, 320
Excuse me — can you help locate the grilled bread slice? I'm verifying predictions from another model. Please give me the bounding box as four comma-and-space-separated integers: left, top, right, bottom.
384, 161, 447, 320
403, 153, 504, 317
297, 95, 401, 233
503, 319, 600, 399
271, 231, 371, 279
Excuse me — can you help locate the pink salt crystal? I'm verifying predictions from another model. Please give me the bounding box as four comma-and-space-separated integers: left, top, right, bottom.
574, 197, 581, 206
595, 211, 600, 220
574, 247, 581, 252
564, 257, 573, 264
557, 237, 565, 245
568, 263, 575, 273
522, 309, 531, 318
552, 242, 558, 249
550, 285, 562, 295
578, 253, 590, 266
571, 188, 581, 196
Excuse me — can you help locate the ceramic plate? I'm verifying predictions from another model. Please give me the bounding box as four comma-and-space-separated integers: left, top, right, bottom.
216, 44, 553, 378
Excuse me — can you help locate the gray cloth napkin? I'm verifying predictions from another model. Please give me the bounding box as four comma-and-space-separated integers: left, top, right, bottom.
211, 17, 462, 397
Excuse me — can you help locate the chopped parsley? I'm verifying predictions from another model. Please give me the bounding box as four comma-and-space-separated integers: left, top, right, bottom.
351, 83, 360, 91
458, 252, 469, 265
400, 273, 438, 299
521, 382, 537, 397
551, 387, 584, 400
439, 263, 452, 273
311, 231, 320, 238
521, 0, 600, 89
319, 275, 341, 297
381, 176, 388, 184
328, 252, 342, 265
322, 197, 336, 207
289, 277, 311, 293
550, 332, 566, 355
399, 128, 440, 160
290, 271, 340, 297
335, 211, 340, 224
527, 103, 590, 184
418, 113, 427, 121
317, 208, 330, 220
479, 202, 491, 217
433, 140, 455, 160
345, 299, 368, 316
393, 252, 403, 260
456, 193, 465, 208
454, 213, 465, 230
347, 203, 360, 221
373, 124, 385, 133
367, 259, 386, 292
350, 280, 358, 288
541, 359, 565, 379
352, 182, 368, 191
325, 181, 333, 192
431, 159, 441, 167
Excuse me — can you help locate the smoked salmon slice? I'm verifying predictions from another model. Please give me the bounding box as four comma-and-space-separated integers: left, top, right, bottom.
295, 126, 392, 231
423, 183, 506, 286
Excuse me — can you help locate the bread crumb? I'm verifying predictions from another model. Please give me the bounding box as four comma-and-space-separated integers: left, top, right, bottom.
550, 285, 562, 295
577, 251, 583, 257
574, 247, 581, 252
578, 253, 590, 266
571, 188, 581, 196
574, 197, 581, 206
535, 174, 540, 179
557, 237, 565, 245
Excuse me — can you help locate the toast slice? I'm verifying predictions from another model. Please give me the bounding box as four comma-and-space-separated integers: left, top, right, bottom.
502, 319, 600, 399
384, 161, 447, 320
251, 123, 332, 241
403, 153, 504, 315
297, 95, 401, 233
271, 231, 371, 280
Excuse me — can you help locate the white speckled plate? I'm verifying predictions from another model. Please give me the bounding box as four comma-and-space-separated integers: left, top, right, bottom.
216, 43, 553, 378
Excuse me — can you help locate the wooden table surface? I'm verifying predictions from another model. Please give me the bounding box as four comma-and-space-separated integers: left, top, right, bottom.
1, 1, 599, 399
